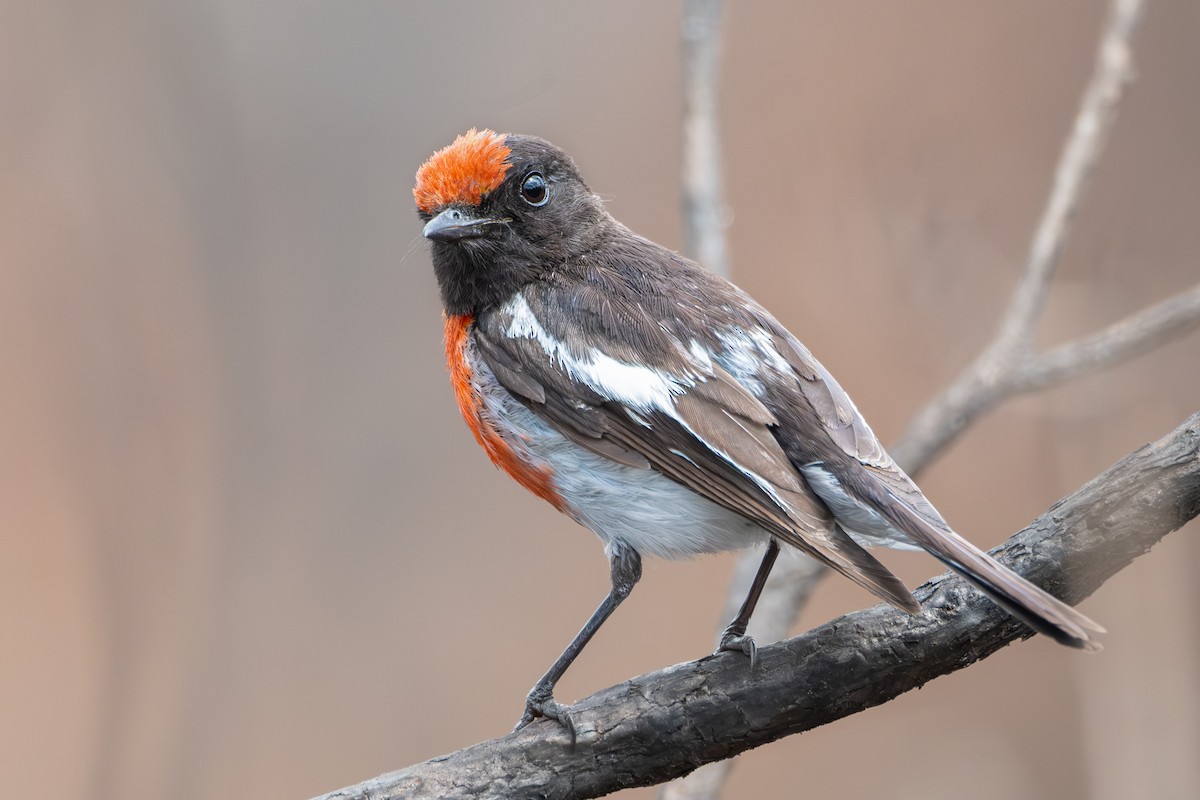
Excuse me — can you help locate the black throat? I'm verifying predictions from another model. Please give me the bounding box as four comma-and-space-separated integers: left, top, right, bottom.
430, 237, 533, 317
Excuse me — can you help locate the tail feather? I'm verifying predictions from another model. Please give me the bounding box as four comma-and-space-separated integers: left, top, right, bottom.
926, 549, 1104, 651
884, 491, 1105, 651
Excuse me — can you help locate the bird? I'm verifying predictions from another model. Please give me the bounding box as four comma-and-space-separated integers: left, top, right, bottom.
413, 128, 1103, 739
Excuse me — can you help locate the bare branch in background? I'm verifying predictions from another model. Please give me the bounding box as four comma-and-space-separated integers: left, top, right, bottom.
313, 412, 1200, 800
891, 0, 1152, 473
1011, 281, 1200, 392
681, 0, 730, 279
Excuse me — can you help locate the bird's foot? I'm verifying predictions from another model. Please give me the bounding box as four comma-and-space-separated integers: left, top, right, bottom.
513, 685, 577, 747
717, 627, 759, 671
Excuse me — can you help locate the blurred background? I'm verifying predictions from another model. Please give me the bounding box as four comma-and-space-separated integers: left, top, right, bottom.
2, 2, 1198, 798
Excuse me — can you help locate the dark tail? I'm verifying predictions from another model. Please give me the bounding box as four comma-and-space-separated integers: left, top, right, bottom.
886, 492, 1105, 651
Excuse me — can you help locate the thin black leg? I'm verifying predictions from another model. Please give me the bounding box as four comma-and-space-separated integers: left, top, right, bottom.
717, 538, 780, 669
514, 544, 642, 744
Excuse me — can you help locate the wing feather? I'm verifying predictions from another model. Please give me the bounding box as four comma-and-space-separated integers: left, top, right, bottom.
763, 318, 948, 528
474, 300, 918, 613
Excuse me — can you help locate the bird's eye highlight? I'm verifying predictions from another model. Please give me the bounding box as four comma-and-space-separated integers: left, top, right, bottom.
520, 172, 549, 206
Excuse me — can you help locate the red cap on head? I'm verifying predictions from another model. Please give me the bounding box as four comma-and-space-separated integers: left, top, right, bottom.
414, 129, 512, 214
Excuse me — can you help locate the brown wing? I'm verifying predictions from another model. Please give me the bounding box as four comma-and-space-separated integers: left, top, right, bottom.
472, 311, 919, 613
764, 320, 949, 529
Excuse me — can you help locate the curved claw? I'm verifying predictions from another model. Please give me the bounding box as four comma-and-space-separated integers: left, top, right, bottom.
514, 692, 578, 747
717, 632, 760, 671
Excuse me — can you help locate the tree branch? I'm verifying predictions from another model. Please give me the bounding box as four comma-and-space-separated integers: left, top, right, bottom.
680, 0, 730, 279
1015, 281, 1200, 391
313, 411, 1200, 800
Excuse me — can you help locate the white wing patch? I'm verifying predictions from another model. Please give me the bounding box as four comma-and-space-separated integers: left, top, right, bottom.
714, 326, 792, 397
688, 339, 714, 371
503, 292, 697, 413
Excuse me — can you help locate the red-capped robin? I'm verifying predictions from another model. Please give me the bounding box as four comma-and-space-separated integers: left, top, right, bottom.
414, 129, 1103, 738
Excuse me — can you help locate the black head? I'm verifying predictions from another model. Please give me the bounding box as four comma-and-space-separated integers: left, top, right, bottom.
414, 130, 608, 316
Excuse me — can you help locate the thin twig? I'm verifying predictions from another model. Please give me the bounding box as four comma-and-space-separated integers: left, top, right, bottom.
680, 0, 730, 279
314, 412, 1200, 800
1015, 281, 1200, 391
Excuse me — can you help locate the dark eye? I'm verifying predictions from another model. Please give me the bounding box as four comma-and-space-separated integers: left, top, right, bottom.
520, 172, 549, 206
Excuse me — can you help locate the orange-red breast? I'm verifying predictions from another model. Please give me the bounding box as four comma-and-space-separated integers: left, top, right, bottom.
414, 129, 1103, 738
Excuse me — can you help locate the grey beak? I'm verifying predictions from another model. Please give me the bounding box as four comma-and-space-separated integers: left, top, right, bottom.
422, 207, 502, 242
